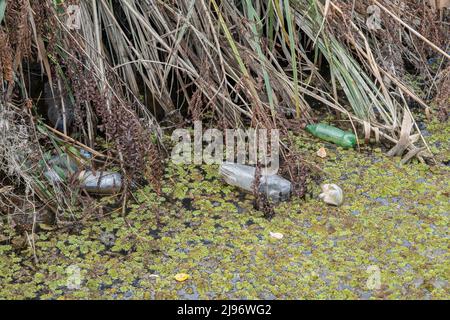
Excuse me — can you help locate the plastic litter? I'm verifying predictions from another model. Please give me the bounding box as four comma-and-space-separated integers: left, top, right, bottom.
79, 149, 93, 159
48, 153, 78, 172
306, 123, 356, 148
319, 184, 344, 206
43, 153, 78, 183
42, 151, 123, 195
219, 162, 291, 203
78, 170, 122, 194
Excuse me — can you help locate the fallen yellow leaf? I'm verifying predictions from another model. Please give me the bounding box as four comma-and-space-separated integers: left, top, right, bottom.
175, 273, 189, 282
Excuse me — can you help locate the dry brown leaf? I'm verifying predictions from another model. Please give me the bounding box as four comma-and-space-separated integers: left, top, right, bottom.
316, 147, 327, 158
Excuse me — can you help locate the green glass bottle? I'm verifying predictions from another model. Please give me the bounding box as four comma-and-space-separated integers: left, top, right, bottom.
306, 123, 356, 148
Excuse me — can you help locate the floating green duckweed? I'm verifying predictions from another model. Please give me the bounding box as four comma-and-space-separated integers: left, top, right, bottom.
0, 124, 449, 300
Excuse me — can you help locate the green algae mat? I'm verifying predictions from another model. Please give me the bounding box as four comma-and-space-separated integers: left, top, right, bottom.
0, 122, 449, 300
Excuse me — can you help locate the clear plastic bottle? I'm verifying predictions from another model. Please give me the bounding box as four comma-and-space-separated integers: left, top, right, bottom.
219, 162, 291, 203
42, 152, 122, 194
43, 153, 78, 183
78, 170, 122, 194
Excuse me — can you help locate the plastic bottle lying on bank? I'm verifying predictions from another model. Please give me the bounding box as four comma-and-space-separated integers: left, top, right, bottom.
306, 123, 356, 148
219, 162, 291, 203
78, 170, 122, 195
41, 152, 123, 195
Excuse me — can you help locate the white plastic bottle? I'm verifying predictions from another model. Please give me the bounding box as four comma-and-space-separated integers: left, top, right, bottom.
219, 162, 291, 203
